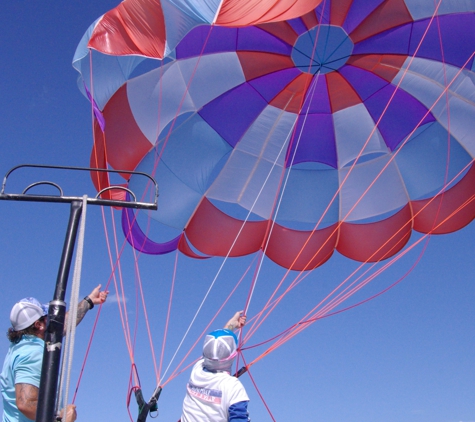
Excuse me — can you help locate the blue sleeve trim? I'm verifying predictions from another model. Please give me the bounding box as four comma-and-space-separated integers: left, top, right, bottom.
228, 401, 250, 422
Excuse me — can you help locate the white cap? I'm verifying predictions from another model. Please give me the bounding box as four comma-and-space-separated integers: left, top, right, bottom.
203, 329, 238, 372
10, 297, 48, 331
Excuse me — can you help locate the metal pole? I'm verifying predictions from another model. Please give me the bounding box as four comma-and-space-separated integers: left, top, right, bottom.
36, 200, 83, 422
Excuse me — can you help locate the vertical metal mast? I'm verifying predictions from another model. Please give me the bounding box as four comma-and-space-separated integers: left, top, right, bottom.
0, 164, 158, 422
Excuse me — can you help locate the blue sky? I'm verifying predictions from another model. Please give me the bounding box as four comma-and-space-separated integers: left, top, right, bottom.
0, 2, 474, 422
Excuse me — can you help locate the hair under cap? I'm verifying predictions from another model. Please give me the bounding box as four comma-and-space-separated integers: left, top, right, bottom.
10, 297, 48, 331
202, 329, 238, 372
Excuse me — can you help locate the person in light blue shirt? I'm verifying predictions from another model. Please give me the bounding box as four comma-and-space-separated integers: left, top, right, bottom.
1, 286, 108, 422
1, 331, 47, 422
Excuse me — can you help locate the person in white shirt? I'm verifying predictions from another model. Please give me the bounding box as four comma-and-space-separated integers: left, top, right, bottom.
181, 311, 249, 422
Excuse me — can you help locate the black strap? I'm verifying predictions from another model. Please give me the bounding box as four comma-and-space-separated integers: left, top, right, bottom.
135, 386, 162, 422
83, 296, 94, 309
234, 366, 248, 378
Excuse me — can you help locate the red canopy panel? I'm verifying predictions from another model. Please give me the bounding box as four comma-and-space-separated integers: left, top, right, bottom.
337, 204, 413, 262
412, 163, 475, 234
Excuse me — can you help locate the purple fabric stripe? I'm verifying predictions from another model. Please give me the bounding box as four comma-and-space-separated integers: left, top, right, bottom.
301, 75, 331, 114
237, 26, 293, 54
122, 207, 180, 255
249, 68, 301, 103
343, 0, 387, 34
288, 113, 337, 168
84, 83, 105, 132
199, 82, 268, 148
409, 14, 475, 68
363, 84, 435, 151
315, 2, 330, 25
176, 26, 238, 59
352, 23, 412, 55
339, 65, 389, 101
287, 16, 308, 36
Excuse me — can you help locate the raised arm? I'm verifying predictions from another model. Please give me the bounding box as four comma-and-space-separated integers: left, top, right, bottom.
225, 311, 247, 331
64, 284, 109, 334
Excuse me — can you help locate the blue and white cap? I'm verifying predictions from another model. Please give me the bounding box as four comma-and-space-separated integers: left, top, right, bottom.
10, 297, 48, 331
203, 329, 238, 372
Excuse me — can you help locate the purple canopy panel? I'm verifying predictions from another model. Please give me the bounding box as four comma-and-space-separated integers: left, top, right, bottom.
364, 84, 435, 151
122, 207, 180, 255
199, 83, 268, 147
289, 113, 337, 168
410, 15, 475, 68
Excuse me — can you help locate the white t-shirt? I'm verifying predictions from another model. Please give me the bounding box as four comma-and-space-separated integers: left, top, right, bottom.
181, 359, 249, 422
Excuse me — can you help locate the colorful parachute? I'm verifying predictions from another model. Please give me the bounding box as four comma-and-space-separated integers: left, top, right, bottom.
74, 0, 475, 271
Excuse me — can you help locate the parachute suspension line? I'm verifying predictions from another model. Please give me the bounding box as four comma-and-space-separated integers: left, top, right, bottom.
108, 207, 136, 360
244, 243, 427, 368
240, 29, 320, 315
245, 178, 475, 367
243, 159, 475, 357
243, 244, 428, 353
159, 251, 257, 384
239, 353, 276, 422
162, 93, 297, 382
237, 74, 321, 323
243, 46, 474, 349
87, 54, 135, 370
251, 46, 475, 317
163, 256, 258, 386
243, 74, 323, 341
324, 157, 475, 312
100, 205, 161, 414
262, 233, 433, 354
273, 0, 450, 266
340, 51, 475, 228
429, 5, 453, 236
148, 25, 216, 184
72, 284, 107, 403
108, 205, 163, 393
157, 249, 180, 382
96, 204, 140, 388
242, 3, 328, 290
240, 98, 304, 313
87, 49, 160, 395
57, 195, 87, 416
88, 50, 113, 198
125, 210, 160, 383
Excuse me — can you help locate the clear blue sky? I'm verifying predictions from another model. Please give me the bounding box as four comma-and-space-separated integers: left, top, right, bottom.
0, 2, 474, 422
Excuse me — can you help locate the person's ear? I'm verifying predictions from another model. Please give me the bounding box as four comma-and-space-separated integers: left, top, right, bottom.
34, 319, 46, 331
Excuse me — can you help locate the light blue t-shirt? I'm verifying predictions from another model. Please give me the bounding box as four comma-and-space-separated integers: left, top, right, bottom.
1, 335, 44, 422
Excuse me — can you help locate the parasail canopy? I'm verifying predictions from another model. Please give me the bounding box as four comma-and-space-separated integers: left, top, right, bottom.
74, 0, 475, 271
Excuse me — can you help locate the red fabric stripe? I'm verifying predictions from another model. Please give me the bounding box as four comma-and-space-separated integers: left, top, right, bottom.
338, 204, 413, 262
256, 21, 299, 46
216, 0, 322, 26
412, 164, 475, 234
238, 51, 294, 81
301, 9, 319, 30
88, 0, 166, 59
330, 0, 354, 27
349, 0, 413, 44
346, 54, 407, 82
326, 72, 362, 112
185, 198, 268, 257
266, 223, 338, 270
269, 73, 313, 113
178, 235, 210, 259
102, 84, 153, 177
